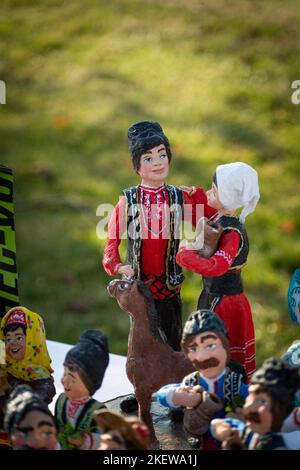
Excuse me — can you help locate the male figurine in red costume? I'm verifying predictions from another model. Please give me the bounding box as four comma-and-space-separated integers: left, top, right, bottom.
102, 121, 216, 352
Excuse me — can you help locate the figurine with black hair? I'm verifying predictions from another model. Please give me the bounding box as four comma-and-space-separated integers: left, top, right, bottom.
156, 309, 249, 450
0, 306, 55, 404
55, 330, 109, 450
102, 121, 217, 353
4, 385, 59, 450
212, 358, 300, 450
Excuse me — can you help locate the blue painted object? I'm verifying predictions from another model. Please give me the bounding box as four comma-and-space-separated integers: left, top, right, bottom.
288, 269, 300, 324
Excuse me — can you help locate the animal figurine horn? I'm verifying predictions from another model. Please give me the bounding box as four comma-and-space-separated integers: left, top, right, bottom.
107, 279, 194, 443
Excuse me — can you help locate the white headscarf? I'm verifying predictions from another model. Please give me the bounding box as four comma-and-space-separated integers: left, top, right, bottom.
216, 162, 260, 223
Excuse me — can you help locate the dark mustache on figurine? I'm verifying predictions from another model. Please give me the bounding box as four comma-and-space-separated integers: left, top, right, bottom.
192, 358, 220, 370
244, 412, 261, 423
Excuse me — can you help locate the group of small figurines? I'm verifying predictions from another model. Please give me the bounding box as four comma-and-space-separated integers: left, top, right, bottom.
0, 120, 299, 450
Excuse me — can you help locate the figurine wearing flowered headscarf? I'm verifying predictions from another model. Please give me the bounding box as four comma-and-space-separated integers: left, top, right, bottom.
0, 306, 55, 405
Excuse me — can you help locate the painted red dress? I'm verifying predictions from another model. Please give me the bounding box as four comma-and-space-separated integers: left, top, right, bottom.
176, 213, 256, 379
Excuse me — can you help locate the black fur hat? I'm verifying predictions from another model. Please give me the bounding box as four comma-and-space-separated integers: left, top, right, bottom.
127, 121, 172, 171
182, 309, 228, 343
64, 330, 109, 395
4, 385, 55, 435
251, 357, 300, 414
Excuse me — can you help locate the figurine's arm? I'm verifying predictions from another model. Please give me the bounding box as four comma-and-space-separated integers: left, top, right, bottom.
156, 383, 202, 409
176, 230, 240, 276
102, 196, 128, 276
156, 383, 182, 408
183, 187, 217, 226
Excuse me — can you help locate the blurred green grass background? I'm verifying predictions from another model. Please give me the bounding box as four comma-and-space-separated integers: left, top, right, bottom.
1, 0, 300, 365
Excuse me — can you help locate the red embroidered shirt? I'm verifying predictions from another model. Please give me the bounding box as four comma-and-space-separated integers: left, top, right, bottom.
102, 185, 216, 299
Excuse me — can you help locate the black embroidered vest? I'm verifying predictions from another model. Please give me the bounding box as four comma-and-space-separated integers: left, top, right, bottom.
123, 185, 184, 289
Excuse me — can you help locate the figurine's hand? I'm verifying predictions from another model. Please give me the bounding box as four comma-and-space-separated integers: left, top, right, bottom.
221, 429, 246, 450
117, 264, 134, 277
68, 435, 84, 447
211, 419, 233, 441
179, 185, 196, 196
173, 387, 202, 408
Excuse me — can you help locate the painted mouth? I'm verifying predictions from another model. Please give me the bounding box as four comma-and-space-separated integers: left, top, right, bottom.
11, 348, 21, 354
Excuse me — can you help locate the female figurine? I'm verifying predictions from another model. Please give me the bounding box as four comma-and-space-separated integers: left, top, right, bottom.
177, 162, 260, 378
0, 306, 55, 404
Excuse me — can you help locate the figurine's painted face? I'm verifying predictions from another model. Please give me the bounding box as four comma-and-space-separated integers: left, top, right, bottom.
243, 384, 273, 434
61, 365, 90, 400
206, 183, 224, 211
186, 331, 227, 379
137, 144, 169, 186
5, 327, 26, 360
10, 410, 57, 450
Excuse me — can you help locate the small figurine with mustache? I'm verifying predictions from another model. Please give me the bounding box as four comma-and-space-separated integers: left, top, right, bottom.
156, 309, 248, 449
211, 358, 300, 450
4, 385, 59, 450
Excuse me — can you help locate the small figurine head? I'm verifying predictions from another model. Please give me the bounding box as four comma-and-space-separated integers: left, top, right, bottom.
281, 341, 300, 370
127, 121, 172, 174
281, 341, 300, 406
94, 409, 150, 450
206, 162, 260, 223
2, 308, 27, 360
0, 306, 53, 384
243, 358, 300, 434
4, 385, 57, 450
181, 310, 230, 379
62, 330, 109, 400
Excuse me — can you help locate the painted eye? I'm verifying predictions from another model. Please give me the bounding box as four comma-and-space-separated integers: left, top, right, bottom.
206, 343, 217, 350
256, 399, 268, 406
118, 282, 129, 291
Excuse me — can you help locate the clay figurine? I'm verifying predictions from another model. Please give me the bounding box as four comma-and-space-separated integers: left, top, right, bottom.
281, 341, 300, 431
211, 358, 300, 450
55, 329, 109, 450
0, 306, 55, 404
94, 409, 150, 450
177, 162, 260, 379
108, 278, 194, 440
4, 385, 59, 450
156, 309, 248, 450
103, 120, 216, 352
